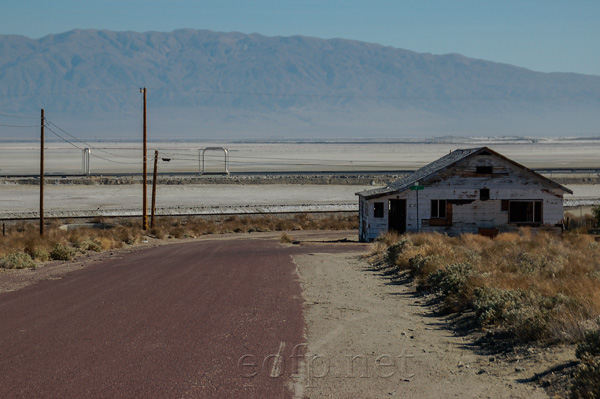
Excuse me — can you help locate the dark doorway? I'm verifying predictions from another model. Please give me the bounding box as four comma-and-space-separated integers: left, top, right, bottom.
389, 199, 407, 234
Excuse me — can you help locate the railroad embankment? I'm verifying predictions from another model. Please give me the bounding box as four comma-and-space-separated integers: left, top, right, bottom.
2, 173, 599, 186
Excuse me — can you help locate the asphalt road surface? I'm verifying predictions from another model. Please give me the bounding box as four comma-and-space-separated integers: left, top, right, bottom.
0, 236, 361, 398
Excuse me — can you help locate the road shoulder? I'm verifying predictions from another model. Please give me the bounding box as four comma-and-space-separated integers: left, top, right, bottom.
294, 251, 552, 398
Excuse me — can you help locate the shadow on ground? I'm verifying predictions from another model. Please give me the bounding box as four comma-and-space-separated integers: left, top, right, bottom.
363, 261, 578, 398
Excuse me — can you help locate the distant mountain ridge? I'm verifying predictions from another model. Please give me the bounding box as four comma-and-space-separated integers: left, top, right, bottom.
0, 29, 599, 139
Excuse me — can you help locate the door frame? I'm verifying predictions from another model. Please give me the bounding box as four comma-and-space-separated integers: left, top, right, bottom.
388, 199, 407, 234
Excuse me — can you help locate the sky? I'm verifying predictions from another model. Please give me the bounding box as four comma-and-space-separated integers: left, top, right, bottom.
0, 0, 598, 76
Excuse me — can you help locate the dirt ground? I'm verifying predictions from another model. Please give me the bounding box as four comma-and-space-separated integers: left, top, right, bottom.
293, 251, 575, 398
0, 231, 577, 398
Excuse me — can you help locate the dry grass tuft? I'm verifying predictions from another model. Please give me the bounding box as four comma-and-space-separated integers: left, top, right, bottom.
280, 233, 294, 244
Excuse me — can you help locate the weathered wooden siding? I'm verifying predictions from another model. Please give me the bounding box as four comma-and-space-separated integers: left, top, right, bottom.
359, 152, 567, 241
362, 196, 390, 241
358, 196, 367, 242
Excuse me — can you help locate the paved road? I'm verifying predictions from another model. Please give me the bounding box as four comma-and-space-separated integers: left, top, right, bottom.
0, 236, 361, 398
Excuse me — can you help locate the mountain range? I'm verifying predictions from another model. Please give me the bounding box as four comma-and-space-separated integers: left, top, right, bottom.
1, 29, 599, 140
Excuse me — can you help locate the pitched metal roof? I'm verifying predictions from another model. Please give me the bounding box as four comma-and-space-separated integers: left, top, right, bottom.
356, 146, 573, 198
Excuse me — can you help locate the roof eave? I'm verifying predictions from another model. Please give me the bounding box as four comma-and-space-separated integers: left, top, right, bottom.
357, 187, 409, 200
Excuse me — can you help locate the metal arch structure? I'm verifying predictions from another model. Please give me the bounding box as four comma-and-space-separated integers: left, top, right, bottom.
82, 148, 91, 175
199, 147, 229, 175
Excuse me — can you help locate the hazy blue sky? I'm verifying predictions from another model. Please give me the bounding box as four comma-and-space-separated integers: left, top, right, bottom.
1, 0, 598, 75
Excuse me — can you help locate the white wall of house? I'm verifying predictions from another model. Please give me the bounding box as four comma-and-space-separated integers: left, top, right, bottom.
358, 152, 567, 241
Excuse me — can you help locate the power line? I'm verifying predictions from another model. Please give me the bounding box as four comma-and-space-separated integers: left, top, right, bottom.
1, 87, 137, 99
0, 123, 38, 127
88, 152, 142, 166
45, 125, 141, 165
160, 150, 404, 166
157, 155, 404, 169
45, 119, 140, 160
35, 119, 404, 169
44, 125, 83, 150
0, 112, 39, 119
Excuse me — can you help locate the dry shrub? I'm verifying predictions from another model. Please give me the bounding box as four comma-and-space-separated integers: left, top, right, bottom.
548, 308, 591, 344
66, 230, 103, 253
97, 236, 117, 250
494, 231, 521, 243
322, 214, 358, 230
114, 225, 142, 245
380, 228, 600, 345
458, 233, 493, 252
365, 241, 388, 265
571, 357, 600, 399
23, 235, 54, 261
0, 220, 140, 264
296, 214, 313, 230
149, 225, 166, 239
426, 262, 476, 312
50, 243, 76, 261
571, 321, 600, 398
80, 239, 102, 252
275, 219, 298, 231
280, 233, 293, 244
377, 231, 402, 247
0, 252, 36, 269
169, 227, 186, 239
0, 214, 356, 268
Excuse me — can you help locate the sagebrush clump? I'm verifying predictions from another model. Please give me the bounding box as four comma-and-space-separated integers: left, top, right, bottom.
50, 243, 76, 261
0, 252, 36, 269
571, 321, 600, 398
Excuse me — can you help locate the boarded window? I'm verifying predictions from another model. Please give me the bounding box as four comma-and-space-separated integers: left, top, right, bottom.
476, 165, 493, 174
501, 200, 509, 211
374, 202, 384, 218
431, 199, 447, 218
509, 200, 542, 223
480, 188, 490, 201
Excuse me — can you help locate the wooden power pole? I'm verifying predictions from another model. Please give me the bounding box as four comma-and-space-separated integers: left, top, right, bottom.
151, 150, 158, 229
40, 109, 45, 236
141, 87, 148, 231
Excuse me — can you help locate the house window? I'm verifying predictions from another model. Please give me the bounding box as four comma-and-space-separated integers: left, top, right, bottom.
509, 200, 543, 223
431, 200, 447, 218
480, 188, 490, 201
476, 166, 493, 174
374, 202, 384, 218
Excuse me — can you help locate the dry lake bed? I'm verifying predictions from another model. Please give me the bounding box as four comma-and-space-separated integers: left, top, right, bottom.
1, 140, 600, 218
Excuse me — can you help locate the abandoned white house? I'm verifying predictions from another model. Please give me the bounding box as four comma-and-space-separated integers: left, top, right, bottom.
356, 147, 573, 242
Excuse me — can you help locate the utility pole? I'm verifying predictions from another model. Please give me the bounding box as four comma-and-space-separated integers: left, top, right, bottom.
141, 87, 148, 231
410, 181, 424, 233
40, 109, 45, 236
151, 150, 158, 229
416, 185, 420, 233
